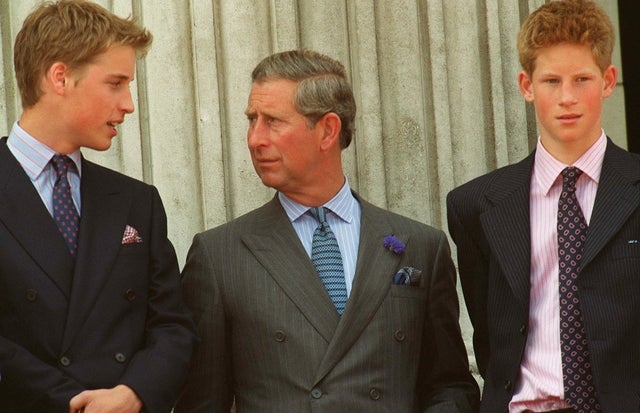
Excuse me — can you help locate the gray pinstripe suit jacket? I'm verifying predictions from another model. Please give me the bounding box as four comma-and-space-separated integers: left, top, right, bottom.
175, 193, 479, 413
447, 138, 640, 413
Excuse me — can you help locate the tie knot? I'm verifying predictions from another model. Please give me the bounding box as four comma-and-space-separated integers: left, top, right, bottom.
51, 154, 74, 176
561, 167, 583, 191
309, 207, 327, 224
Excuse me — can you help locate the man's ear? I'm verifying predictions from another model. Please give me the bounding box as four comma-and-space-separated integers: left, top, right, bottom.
601, 64, 617, 99
518, 70, 534, 102
46, 62, 69, 95
318, 112, 342, 151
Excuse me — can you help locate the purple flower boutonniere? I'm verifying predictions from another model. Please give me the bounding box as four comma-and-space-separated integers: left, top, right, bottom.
383, 234, 405, 254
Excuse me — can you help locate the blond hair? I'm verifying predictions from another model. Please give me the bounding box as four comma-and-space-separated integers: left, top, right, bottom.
14, 0, 152, 108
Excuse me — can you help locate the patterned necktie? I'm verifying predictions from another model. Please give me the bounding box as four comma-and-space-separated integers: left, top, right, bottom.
557, 167, 600, 412
309, 207, 348, 315
51, 155, 79, 257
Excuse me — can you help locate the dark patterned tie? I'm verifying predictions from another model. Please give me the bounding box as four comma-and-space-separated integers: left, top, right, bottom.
557, 167, 600, 412
51, 155, 79, 256
309, 207, 348, 315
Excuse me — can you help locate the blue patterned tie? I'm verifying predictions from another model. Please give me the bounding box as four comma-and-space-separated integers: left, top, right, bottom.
557, 167, 600, 412
51, 155, 79, 257
309, 207, 348, 315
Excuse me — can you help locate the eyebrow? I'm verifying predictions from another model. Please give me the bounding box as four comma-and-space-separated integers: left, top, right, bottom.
108, 74, 134, 81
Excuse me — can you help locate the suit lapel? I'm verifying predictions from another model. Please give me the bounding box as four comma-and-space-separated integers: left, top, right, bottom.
480, 154, 534, 310
0, 139, 75, 297
241, 197, 341, 344
243, 196, 403, 382
583, 140, 640, 268
62, 159, 131, 351
314, 197, 403, 384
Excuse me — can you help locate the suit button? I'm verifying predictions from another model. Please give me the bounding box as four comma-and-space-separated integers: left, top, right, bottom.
369, 387, 381, 400
114, 353, 127, 363
60, 356, 71, 367
393, 329, 405, 342
519, 324, 527, 335
504, 380, 512, 392
124, 289, 136, 301
274, 330, 286, 342
26, 289, 38, 302
311, 388, 322, 399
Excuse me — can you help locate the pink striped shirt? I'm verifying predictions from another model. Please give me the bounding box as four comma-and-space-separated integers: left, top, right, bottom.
508, 132, 606, 413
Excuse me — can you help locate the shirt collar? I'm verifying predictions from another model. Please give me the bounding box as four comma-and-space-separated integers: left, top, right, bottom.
279, 177, 356, 224
8, 121, 82, 179
533, 130, 606, 195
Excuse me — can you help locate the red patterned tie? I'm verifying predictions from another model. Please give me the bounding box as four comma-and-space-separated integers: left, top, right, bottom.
557, 167, 600, 412
51, 155, 79, 256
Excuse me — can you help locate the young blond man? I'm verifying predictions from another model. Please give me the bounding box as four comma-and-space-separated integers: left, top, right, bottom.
0, 1, 195, 412
447, 0, 636, 412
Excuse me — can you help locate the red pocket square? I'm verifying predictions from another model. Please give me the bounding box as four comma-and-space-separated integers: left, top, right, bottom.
122, 225, 143, 244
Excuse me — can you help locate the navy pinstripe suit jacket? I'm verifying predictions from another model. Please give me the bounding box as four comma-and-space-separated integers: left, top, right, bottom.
447, 138, 640, 412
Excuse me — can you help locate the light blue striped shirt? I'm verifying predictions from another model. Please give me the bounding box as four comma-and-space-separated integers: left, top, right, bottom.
278, 179, 361, 296
7, 121, 82, 216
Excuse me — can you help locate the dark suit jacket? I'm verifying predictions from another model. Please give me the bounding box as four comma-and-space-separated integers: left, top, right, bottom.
175, 194, 479, 413
0, 137, 196, 412
447, 139, 640, 412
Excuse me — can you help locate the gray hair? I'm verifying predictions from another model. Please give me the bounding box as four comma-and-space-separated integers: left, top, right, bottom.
251, 49, 356, 149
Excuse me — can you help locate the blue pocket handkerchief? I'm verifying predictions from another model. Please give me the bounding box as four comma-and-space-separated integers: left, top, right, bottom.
393, 266, 422, 286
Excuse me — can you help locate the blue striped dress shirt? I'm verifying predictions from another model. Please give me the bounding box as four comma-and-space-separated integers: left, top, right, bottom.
278, 179, 361, 296
7, 121, 82, 216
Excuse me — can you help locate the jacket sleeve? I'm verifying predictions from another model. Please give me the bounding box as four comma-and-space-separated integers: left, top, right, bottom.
419, 231, 480, 413
117, 186, 197, 413
174, 231, 234, 412
446, 190, 490, 378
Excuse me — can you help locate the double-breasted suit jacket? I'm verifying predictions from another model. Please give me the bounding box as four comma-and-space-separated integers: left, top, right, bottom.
175, 194, 479, 413
0, 137, 196, 412
447, 139, 640, 412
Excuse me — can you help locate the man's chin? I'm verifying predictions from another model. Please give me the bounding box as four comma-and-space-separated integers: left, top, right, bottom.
88, 139, 114, 152
258, 175, 283, 191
